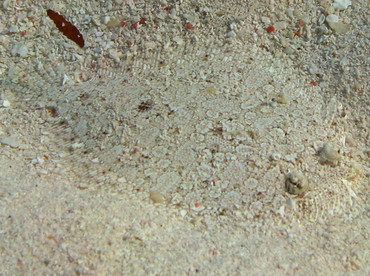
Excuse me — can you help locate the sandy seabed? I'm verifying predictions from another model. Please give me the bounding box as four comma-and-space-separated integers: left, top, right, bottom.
0, 0, 369, 275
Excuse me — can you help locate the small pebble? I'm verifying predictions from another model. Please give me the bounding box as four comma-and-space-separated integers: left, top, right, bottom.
332, 0, 352, 10
283, 46, 295, 55
261, 17, 271, 25
226, 30, 236, 38
319, 142, 341, 165
327, 21, 351, 34
101, 16, 110, 25
8, 25, 19, 33
285, 171, 309, 195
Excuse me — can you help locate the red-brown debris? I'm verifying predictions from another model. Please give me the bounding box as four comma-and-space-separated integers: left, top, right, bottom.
47, 9, 84, 48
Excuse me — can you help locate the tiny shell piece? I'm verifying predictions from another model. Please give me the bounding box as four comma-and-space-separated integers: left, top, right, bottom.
276, 93, 290, 104
285, 171, 308, 195
269, 153, 281, 161
149, 191, 167, 204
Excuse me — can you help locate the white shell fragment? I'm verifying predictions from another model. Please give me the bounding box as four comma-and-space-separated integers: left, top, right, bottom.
285, 171, 309, 195
0, 136, 20, 148
10, 42, 28, 57
0, 99, 10, 107
326, 14, 339, 23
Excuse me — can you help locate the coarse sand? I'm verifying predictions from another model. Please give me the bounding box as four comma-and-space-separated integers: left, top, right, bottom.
0, 0, 369, 275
